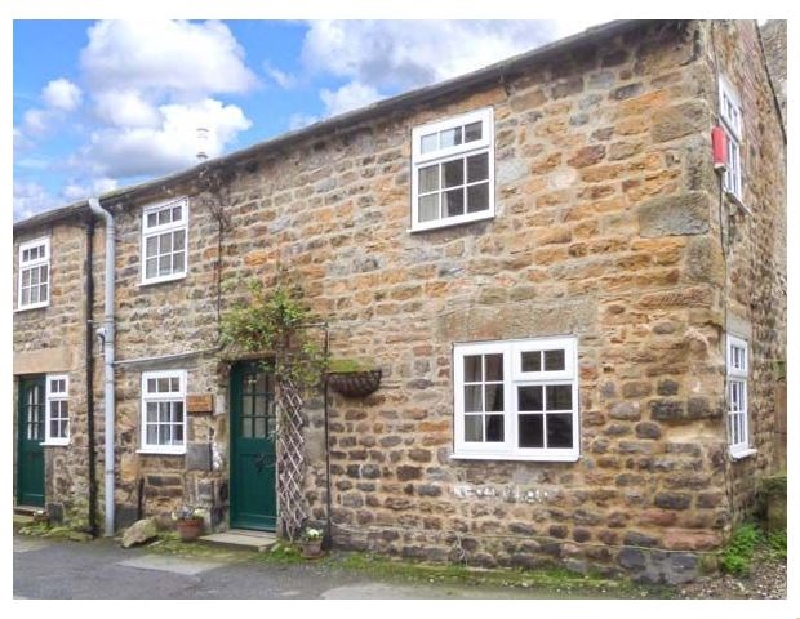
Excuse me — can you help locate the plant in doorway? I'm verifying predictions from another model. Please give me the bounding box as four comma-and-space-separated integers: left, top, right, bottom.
172, 505, 206, 542
299, 526, 324, 558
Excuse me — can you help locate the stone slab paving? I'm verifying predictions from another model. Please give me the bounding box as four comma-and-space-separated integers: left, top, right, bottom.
199, 530, 276, 552
116, 555, 225, 576
13, 537, 50, 554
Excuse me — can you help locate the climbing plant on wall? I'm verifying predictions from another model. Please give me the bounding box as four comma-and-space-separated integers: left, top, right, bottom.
221, 274, 327, 541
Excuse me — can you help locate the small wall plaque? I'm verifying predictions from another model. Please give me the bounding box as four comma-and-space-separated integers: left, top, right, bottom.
187, 394, 214, 414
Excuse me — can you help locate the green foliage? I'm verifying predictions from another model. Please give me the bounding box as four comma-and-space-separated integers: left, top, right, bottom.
327, 358, 375, 373
720, 524, 765, 575
221, 276, 328, 389
766, 529, 787, 560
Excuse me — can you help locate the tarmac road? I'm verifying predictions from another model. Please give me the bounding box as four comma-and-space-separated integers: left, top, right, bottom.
13, 534, 611, 600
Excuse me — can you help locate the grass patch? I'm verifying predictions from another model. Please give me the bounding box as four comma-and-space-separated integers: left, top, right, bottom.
766, 529, 787, 560
18, 522, 93, 541
720, 524, 765, 575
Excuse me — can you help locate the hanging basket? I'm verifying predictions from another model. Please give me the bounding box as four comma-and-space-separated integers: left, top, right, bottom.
326, 369, 382, 398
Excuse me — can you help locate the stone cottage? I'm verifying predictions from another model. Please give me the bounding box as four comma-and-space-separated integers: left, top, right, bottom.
13, 19, 786, 583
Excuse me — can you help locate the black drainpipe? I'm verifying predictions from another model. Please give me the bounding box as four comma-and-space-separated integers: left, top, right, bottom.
323, 323, 332, 549
85, 212, 97, 537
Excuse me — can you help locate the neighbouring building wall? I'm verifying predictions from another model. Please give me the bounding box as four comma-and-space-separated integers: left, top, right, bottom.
13, 218, 105, 528
101, 20, 735, 583
759, 20, 787, 126
702, 20, 788, 519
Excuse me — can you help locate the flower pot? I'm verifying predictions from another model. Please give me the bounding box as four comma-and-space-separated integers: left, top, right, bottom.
300, 538, 324, 559
326, 369, 382, 398
176, 517, 204, 542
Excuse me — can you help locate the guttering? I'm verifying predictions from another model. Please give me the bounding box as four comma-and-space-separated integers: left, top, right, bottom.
85, 213, 97, 536
88, 198, 116, 537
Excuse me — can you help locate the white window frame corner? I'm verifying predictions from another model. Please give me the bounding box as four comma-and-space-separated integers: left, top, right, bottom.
139, 369, 188, 455
718, 74, 744, 202
410, 107, 496, 232
42, 373, 69, 446
16, 236, 51, 312
725, 334, 751, 458
140, 197, 189, 286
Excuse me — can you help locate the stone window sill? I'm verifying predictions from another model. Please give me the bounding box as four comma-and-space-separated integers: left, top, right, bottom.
450, 452, 580, 463
40, 440, 69, 447
725, 190, 751, 215
729, 447, 757, 460
136, 448, 186, 456
408, 211, 495, 234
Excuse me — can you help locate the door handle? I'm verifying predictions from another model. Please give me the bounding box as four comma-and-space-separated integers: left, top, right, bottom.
254, 453, 267, 472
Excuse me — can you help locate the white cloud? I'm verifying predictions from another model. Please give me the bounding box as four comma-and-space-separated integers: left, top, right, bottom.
13, 181, 57, 220
61, 177, 118, 201
80, 20, 258, 97
288, 112, 319, 131
42, 78, 82, 111
301, 20, 565, 93
94, 90, 161, 128
83, 98, 252, 178
264, 63, 296, 89
23, 109, 50, 134
320, 81, 383, 117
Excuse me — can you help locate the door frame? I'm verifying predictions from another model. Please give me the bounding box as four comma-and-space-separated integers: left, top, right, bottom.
228, 359, 279, 531
16, 374, 46, 508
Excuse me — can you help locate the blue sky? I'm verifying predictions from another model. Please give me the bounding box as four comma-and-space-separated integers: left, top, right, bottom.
12, 19, 601, 220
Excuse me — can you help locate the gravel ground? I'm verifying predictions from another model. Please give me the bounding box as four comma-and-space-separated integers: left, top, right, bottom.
677, 550, 787, 600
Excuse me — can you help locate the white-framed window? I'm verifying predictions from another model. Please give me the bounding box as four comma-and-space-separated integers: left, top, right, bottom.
44, 374, 69, 445
141, 197, 188, 284
726, 335, 751, 458
17, 237, 50, 310
719, 75, 743, 201
411, 107, 494, 232
140, 370, 187, 454
452, 337, 579, 461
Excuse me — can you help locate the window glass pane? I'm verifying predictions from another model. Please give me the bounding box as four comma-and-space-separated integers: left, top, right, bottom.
158, 208, 170, 225
51, 379, 59, 392
467, 152, 489, 183
518, 386, 543, 411
464, 356, 482, 382
50, 400, 59, 418
484, 354, 503, 381
159, 255, 171, 276
544, 349, 565, 371
171, 377, 180, 392
444, 189, 464, 218
174, 402, 184, 423
485, 415, 504, 442
173, 230, 186, 251
146, 235, 157, 258
146, 424, 157, 445
160, 232, 173, 254
440, 126, 462, 148
159, 424, 170, 445
256, 372, 268, 393
146, 401, 157, 422
466, 183, 489, 213
519, 414, 543, 448
254, 417, 267, 438
22, 249, 29, 262
31, 268, 39, 286
40, 285, 48, 302
254, 395, 268, 418
418, 165, 439, 193
522, 351, 542, 372
157, 377, 169, 392
730, 414, 738, 445
485, 384, 504, 412
418, 194, 440, 223
443, 159, 464, 188
243, 397, 253, 417
464, 385, 483, 412
147, 213, 157, 228
146, 258, 157, 279
242, 418, 253, 438
22, 269, 31, 287
464, 414, 483, 442
173, 424, 183, 444
172, 205, 183, 222
60, 420, 68, 438
420, 133, 438, 154
21, 288, 30, 306
173, 251, 185, 274
464, 121, 483, 142
50, 419, 60, 439
546, 413, 573, 448
146, 378, 157, 392
30, 286, 39, 304
40, 266, 48, 282
546, 385, 573, 410
159, 401, 171, 422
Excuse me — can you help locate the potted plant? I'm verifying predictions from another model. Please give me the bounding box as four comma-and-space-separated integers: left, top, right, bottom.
326, 359, 382, 398
172, 506, 206, 542
299, 526, 324, 558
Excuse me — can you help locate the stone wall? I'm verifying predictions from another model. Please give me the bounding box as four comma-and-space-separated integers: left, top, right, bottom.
759, 20, 787, 126
703, 20, 787, 519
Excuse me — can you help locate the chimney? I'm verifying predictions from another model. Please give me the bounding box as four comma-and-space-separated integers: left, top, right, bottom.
196, 127, 209, 162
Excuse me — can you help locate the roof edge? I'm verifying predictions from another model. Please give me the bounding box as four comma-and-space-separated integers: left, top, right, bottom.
13, 200, 91, 235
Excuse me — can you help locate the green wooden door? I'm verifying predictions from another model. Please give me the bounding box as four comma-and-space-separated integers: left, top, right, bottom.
230, 361, 277, 530
17, 376, 45, 507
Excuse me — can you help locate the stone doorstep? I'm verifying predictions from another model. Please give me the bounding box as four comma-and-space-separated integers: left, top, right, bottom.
198, 529, 277, 552
13, 505, 44, 517
13, 514, 34, 532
